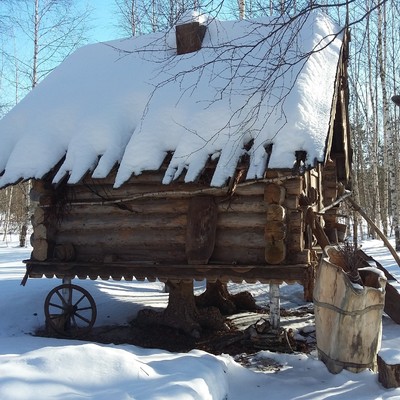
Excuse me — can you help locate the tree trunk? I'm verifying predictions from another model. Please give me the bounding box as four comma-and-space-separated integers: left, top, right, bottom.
136, 279, 258, 337
377, 3, 400, 250
366, 3, 385, 237
136, 280, 226, 338
196, 280, 258, 315
2, 187, 13, 243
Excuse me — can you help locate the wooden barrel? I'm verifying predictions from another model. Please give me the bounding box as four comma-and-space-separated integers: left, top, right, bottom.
313, 246, 387, 374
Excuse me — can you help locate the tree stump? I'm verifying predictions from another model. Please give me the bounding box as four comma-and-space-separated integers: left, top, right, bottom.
195, 280, 258, 315
135, 280, 226, 338
378, 352, 400, 388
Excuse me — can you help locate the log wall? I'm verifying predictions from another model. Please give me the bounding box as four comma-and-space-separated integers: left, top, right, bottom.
28, 166, 323, 290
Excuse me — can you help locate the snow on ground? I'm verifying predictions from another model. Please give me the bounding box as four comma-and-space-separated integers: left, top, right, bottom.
1, 235, 400, 399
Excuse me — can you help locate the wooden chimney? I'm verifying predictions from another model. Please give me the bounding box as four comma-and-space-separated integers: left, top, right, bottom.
176, 21, 206, 55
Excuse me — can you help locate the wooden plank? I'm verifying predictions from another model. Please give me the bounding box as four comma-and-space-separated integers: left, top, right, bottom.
25, 260, 311, 285
185, 196, 218, 264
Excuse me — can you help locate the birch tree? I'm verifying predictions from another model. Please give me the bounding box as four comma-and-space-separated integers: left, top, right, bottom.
115, 0, 206, 36
0, 0, 91, 244
376, 2, 400, 249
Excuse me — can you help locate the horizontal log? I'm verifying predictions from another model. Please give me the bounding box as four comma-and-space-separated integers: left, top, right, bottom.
215, 228, 266, 248
211, 246, 265, 264
69, 182, 210, 201
58, 227, 267, 249
283, 177, 303, 195
55, 227, 186, 247
73, 244, 187, 263
54, 194, 268, 216
218, 213, 267, 228
283, 194, 299, 210
287, 211, 303, 230
67, 198, 189, 215
218, 197, 267, 213
323, 187, 337, 200
235, 183, 266, 196
286, 250, 311, 264
71, 243, 267, 266
287, 235, 304, 251
59, 213, 187, 231
264, 169, 293, 179
57, 211, 268, 238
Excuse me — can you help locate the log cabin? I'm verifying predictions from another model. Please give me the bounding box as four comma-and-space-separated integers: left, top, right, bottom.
0, 11, 351, 305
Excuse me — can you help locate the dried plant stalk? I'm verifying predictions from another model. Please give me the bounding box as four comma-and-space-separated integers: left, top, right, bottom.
337, 241, 364, 286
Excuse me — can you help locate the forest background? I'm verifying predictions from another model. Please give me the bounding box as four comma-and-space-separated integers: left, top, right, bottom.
0, 0, 398, 249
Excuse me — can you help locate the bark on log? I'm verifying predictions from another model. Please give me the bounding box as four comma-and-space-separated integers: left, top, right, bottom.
195, 280, 258, 315
31, 239, 49, 261
378, 353, 400, 388
265, 241, 286, 264
135, 280, 225, 338
264, 183, 285, 204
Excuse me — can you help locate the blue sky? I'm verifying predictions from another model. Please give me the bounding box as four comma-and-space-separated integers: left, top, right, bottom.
88, 0, 121, 42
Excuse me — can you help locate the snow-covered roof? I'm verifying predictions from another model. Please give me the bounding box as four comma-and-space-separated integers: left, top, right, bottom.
0, 11, 343, 189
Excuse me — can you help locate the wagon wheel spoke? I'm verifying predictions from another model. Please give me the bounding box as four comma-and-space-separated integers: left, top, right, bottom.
74, 294, 87, 308
47, 302, 66, 311
54, 290, 69, 308
44, 284, 97, 338
72, 312, 92, 325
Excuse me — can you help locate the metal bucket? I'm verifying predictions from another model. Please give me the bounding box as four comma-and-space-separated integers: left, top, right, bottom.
313, 246, 387, 373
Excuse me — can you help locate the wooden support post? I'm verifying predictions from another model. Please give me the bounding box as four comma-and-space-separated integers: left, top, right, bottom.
269, 283, 280, 329
62, 277, 72, 305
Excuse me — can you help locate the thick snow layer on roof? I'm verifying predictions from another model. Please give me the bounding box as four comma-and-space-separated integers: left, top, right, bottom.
0, 11, 342, 188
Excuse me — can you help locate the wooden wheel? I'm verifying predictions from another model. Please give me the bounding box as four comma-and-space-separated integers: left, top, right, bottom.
44, 284, 97, 337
